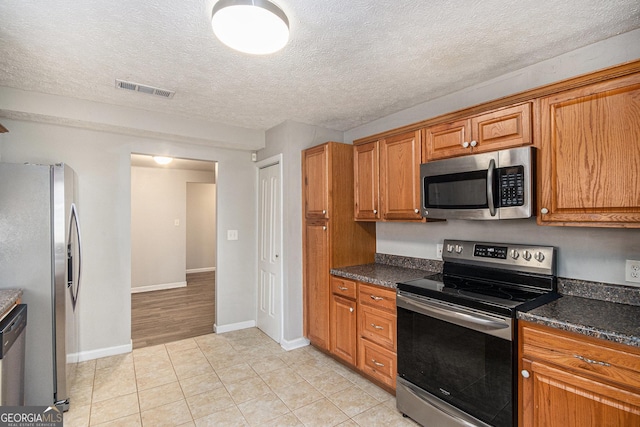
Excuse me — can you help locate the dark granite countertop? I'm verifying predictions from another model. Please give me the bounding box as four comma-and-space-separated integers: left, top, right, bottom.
518, 295, 640, 348
330, 263, 433, 289
0, 288, 23, 317
331, 254, 640, 349
331, 254, 442, 289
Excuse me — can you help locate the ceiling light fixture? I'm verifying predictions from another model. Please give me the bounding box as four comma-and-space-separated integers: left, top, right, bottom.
211, 0, 289, 55
153, 156, 173, 165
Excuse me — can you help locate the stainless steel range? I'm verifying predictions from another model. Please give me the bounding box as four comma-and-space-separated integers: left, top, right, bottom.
396, 239, 559, 427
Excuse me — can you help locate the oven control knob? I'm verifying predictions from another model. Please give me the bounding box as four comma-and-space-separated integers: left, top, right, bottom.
446, 244, 454, 253
522, 250, 532, 261
534, 251, 545, 262
455, 244, 463, 254
510, 249, 519, 259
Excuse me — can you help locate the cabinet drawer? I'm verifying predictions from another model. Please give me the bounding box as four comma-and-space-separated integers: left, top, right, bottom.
358, 283, 396, 313
521, 323, 640, 390
331, 276, 357, 299
358, 338, 396, 389
359, 305, 396, 351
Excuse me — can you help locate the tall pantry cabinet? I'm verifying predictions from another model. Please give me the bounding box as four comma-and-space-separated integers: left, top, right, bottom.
302, 142, 376, 350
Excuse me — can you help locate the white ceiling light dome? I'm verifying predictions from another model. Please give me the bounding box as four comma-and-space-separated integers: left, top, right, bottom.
211, 0, 290, 55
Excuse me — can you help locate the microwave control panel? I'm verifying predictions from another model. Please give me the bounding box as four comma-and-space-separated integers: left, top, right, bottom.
498, 166, 524, 207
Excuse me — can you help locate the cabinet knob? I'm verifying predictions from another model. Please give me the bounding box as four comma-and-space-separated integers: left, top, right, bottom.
322, 226, 327, 231
462, 141, 470, 148
540, 208, 549, 214
521, 370, 530, 379
349, 307, 354, 313
470, 140, 477, 147
322, 210, 326, 214
373, 209, 377, 214
414, 208, 419, 214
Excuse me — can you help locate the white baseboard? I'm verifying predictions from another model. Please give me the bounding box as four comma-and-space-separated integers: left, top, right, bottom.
131, 281, 187, 293
214, 320, 256, 334
281, 336, 310, 351
186, 267, 216, 274
69, 341, 132, 362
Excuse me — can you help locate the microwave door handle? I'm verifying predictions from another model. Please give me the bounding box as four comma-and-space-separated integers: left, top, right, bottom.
487, 158, 496, 217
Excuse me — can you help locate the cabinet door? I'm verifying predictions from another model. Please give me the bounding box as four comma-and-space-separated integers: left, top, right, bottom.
304, 220, 330, 350
379, 130, 422, 220
521, 358, 640, 427
354, 141, 380, 220
330, 294, 357, 366
303, 144, 329, 219
538, 74, 640, 227
424, 118, 470, 161
471, 102, 532, 153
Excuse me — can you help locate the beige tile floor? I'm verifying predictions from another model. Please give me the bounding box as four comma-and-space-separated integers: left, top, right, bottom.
63, 328, 418, 426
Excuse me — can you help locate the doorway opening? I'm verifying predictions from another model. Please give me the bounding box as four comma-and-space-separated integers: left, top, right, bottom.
130, 154, 217, 348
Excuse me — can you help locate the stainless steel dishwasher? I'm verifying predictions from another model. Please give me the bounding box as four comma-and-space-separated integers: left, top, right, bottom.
0, 304, 27, 405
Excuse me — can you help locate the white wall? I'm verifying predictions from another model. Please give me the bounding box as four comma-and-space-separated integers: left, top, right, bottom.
131, 167, 215, 289
0, 118, 257, 357
257, 121, 343, 343
187, 182, 216, 271
344, 30, 640, 287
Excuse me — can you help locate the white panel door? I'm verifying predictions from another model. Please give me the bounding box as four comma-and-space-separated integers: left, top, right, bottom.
257, 163, 282, 342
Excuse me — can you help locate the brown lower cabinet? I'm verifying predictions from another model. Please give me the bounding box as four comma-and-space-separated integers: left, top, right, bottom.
519, 321, 640, 426
328, 276, 397, 390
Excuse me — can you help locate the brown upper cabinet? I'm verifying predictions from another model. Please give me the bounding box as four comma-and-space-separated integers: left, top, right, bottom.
303, 144, 330, 219
424, 102, 533, 161
354, 130, 423, 221
354, 141, 379, 220
537, 73, 640, 227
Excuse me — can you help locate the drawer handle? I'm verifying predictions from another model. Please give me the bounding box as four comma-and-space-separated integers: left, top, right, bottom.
338, 286, 349, 291
574, 354, 611, 367
370, 295, 384, 301
370, 323, 384, 330
371, 359, 385, 367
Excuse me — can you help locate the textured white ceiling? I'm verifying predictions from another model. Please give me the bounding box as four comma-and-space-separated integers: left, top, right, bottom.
1, 0, 639, 134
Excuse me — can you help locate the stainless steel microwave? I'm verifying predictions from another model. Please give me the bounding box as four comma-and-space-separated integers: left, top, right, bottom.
420, 146, 535, 220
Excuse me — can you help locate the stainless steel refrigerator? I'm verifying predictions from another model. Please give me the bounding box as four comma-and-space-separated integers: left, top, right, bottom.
0, 162, 81, 410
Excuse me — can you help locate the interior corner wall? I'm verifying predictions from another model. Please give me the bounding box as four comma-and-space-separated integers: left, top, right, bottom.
131, 167, 215, 289
258, 121, 344, 343
0, 118, 257, 357
186, 182, 216, 271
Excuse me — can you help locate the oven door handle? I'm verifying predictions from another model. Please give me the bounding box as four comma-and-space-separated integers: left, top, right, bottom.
397, 292, 512, 340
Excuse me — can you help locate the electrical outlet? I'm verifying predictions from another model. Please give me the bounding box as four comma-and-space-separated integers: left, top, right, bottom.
626, 260, 640, 284
436, 244, 443, 260
227, 230, 238, 241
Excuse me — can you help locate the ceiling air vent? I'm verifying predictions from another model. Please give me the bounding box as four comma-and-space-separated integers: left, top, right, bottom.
115, 79, 175, 99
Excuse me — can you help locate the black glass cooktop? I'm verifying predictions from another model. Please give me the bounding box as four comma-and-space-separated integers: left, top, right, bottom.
397, 269, 559, 317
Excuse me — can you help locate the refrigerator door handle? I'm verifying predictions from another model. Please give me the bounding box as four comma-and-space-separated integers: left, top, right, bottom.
67, 203, 82, 311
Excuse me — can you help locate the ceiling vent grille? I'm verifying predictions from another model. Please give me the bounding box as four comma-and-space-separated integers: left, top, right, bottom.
115, 79, 175, 99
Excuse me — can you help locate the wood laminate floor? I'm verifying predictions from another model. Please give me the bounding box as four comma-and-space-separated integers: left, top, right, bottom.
131, 271, 215, 349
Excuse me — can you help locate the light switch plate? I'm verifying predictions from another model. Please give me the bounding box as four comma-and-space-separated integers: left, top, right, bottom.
436, 244, 443, 260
